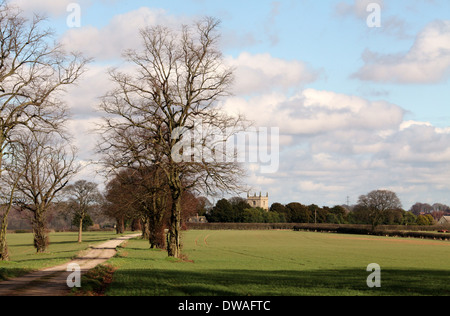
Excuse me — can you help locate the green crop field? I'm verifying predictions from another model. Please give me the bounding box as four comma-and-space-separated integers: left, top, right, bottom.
2, 230, 450, 296
106, 230, 450, 296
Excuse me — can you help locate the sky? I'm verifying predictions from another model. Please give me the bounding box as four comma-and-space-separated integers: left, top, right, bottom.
9, 0, 450, 209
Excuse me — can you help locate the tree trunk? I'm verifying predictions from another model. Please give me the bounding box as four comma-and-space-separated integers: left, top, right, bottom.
116, 216, 125, 234
141, 216, 150, 241
33, 225, 49, 253
148, 193, 167, 250
0, 214, 9, 261
149, 212, 165, 249
131, 218, 141, 231
167, 193, 182, 258
0, 148, 9, 261
33, 210, 49, 253
78, 216, 83, 243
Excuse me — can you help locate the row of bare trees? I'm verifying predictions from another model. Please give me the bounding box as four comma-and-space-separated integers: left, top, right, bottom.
0, 1, 247, 260
101, 168, 200, 250
0, 2, 89, 259
96, 17, 247, 258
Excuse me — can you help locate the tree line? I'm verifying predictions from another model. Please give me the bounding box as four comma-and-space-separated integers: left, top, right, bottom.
101, 169, 204, 249
0, 2, 246, 260
206, 190, 441, 230
409, 202, 450, 218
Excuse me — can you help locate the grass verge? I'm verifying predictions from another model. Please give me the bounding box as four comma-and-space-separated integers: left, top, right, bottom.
70, 264, 117, 296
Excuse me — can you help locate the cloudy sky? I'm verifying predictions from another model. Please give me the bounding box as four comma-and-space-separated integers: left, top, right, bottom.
10, 0, 450, 209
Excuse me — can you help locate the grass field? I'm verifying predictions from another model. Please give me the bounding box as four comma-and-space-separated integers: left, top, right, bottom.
0, 231, 119, 280
107, 230, 450, 296
2, 230, 449, 296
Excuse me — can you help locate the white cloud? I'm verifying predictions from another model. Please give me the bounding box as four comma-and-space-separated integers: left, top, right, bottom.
387, 124, 450, 164
65, 117, 102, 160
64, 64, 113, 119
16, 2, 448, 208
353, 20, 450, 83
63, 116, 105, 185
299, 180, 345, 193
226, 52, 320, 95
335, 0, 384, 19
60, 7, 183, 61
222, 82, 450, 207
399, 120, 433, 131
10, 0, 77, 16
223, 88, 404, 135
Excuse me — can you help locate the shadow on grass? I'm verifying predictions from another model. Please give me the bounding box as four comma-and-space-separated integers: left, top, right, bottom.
106, 268, 450, 296
0, 267, 33, 281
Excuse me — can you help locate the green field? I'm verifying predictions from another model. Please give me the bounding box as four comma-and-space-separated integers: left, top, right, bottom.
0, 231, 119, 280
1, 230, 449, 296
106, 230, 450, 296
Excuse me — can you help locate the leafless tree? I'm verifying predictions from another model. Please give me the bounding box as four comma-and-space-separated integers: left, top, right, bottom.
357, 190, 402, 231
0, 148, 27, 260
64, 180, 102, 243
0, 2, 89, 259
109, 167, 171, 249
97, 17, 248, 258
102, 170, 140, 234
12, 131, 79, 253
0, 2, 89, 159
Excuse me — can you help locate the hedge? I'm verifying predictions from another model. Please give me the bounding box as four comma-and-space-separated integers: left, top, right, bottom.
185, 222, 450, 241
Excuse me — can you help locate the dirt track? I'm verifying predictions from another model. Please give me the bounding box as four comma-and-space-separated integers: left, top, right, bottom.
0, 234, 140, 296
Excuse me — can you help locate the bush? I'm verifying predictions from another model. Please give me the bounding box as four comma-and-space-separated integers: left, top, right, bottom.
71, 264, 116, 296
71, 214, 94, 231
14, 229, 31, 234
416, 214, 434, 226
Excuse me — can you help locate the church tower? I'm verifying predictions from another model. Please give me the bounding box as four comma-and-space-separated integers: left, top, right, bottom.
246, 192, 269, 211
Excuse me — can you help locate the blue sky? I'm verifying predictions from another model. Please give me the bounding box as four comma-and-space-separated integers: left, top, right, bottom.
59, 0, 450, 127
10, 0, 450, 209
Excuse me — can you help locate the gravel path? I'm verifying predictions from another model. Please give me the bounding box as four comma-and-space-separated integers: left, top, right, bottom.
0, 234, 140, 296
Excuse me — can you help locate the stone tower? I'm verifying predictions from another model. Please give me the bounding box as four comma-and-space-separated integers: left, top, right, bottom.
247, 192, 269, 211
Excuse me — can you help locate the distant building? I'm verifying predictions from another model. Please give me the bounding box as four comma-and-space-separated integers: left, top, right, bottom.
247, 192, 269, 211
187, 214, 208, 223
438, 216, 450, 225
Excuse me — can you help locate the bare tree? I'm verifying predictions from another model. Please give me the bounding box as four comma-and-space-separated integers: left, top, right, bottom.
12, 131, 79, 253
0, 2, 89, 259
102, 171, 139, 235
409, 202, 433, 216
0, 2, 89, 160
111, 167, 171, 249
0, 148, 27, 260
357, 190, 402, 231
98, 17, 248, 258
64, 180, 102, 243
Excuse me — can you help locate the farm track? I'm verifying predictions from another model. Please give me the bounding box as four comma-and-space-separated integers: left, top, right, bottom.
0, 234, 140, 296
194, 233, 211, 246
